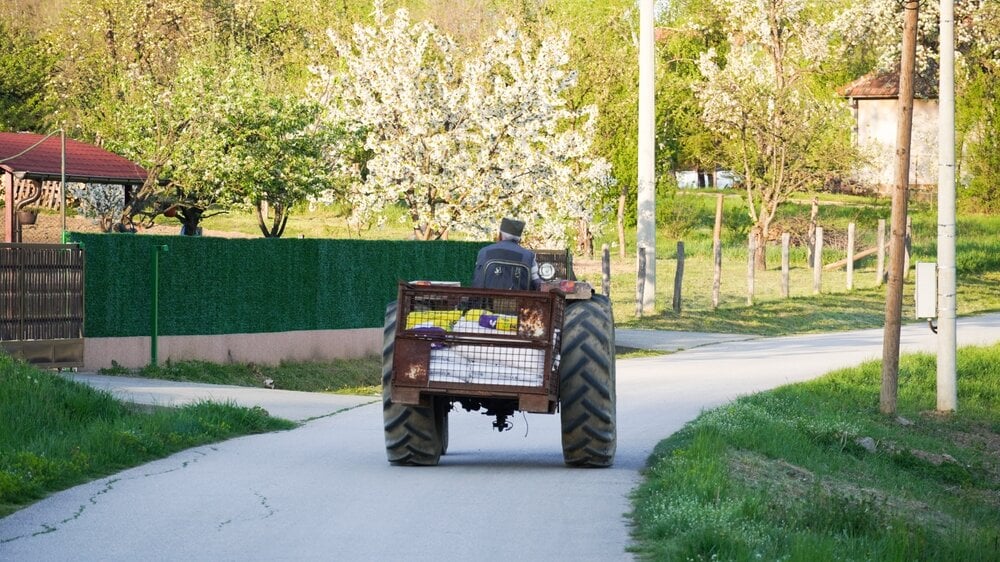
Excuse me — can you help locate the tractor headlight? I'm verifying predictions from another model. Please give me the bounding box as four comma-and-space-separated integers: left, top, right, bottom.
539, 262, 556, 281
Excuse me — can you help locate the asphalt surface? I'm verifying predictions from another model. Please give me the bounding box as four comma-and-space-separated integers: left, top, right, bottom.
3, 314, 1000, 561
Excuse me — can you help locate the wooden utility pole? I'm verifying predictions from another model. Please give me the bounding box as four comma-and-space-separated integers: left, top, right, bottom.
882, 0, 919, 415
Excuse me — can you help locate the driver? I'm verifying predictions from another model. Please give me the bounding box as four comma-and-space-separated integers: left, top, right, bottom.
472, 218, 541, 291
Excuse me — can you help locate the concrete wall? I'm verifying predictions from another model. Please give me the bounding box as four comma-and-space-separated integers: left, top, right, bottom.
855, 98, 939, 191
84, 328, 382, 370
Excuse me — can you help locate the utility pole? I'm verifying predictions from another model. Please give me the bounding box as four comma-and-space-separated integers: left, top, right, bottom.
937, 0, 958, 412
637, 0, 656, 314
881, 0, 919, 415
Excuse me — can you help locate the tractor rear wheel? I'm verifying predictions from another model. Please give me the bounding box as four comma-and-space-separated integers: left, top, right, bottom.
382, 301, 444, 465
558, 295, 616, 467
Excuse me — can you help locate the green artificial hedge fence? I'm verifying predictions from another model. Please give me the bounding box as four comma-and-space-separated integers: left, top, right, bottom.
69, 233, 485, 338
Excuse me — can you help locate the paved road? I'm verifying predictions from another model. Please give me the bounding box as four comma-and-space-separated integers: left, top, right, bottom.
3, 315, 1000, 561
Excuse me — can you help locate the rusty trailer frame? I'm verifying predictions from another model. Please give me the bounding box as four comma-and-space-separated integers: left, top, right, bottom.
391, 283, 565, 414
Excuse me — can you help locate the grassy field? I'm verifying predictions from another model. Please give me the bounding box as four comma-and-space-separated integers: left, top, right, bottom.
0, 354, 295, 518
629, 343, 1000, 561
571, 193, 1000, 335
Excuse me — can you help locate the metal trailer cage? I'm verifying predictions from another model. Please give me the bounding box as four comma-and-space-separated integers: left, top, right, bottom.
391, 282, 565, 413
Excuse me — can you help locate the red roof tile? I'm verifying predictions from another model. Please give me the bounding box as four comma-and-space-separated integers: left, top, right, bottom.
0, 132, 148, 184
839, 69, 938, 100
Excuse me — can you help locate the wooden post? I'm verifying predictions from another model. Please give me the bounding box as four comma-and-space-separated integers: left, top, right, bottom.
847, 222, 856, 290
882, 0, 919, 416
781, 232, 790, 298
673, 241, 684, 313
807, 197, 819, 267
3, 172, 14, 243
903, 215, 912, 279
813, 226, 824, 294
746, 233, 755, 306
712, 194, 723, 309
635, 246, 646, 318
601, 244, 611, 297
876, 218, 886, 285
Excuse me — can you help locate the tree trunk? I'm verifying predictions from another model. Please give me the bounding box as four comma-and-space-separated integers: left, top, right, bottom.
751, 224, 767, 270
256, 201, 288, 238
178, 207, 204, 236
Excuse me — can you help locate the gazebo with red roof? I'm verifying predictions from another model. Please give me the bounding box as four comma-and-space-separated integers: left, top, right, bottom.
1, 131, 149, 242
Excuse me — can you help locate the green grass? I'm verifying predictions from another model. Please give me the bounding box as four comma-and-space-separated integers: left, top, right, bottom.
575, 193, 1000, 335
629, 343, 1000, 561
101, 356, 383, 396
0, 355, 296, 518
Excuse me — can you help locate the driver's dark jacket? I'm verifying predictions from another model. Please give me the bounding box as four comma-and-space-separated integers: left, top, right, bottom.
472, 240, 539, 291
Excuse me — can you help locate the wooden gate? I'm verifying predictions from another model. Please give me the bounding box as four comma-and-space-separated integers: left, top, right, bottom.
0, 243, 85, 367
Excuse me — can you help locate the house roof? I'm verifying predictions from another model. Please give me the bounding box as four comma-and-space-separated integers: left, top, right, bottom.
839, 69, 938, 100
0, 132, 148, 185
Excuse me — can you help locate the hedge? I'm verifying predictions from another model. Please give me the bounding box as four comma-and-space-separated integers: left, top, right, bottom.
68, 233, 485, 338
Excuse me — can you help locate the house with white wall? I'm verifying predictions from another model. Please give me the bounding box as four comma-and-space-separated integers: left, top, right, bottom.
840, 70, 939, 195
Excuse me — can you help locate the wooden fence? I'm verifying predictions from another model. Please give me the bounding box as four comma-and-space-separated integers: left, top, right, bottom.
0, 243, 85, 367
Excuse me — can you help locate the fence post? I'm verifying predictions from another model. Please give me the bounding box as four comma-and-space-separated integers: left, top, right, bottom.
903, 215, 912, 279
746, 233, 755, 306
673, 241, 684, 313
151, 244, 169, 366
601, 243, 610, 297
807, 197, 819, 267
877, 218, 886, 285
781, 232, 790, 298
813, 227, 823, 294
847, 222, 856, 290
712, 194, 723, 309
635, 246, 646, 318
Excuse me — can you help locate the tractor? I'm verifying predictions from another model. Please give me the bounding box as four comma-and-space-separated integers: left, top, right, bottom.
381, 251, 616, 467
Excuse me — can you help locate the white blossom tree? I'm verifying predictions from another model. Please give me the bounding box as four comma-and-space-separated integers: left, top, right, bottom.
696, 0, 857, 269
68, 183, 125, 232
309, 2, 611, 245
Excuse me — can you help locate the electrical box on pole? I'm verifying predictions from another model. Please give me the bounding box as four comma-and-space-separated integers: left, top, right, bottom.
914, 262, 937, 319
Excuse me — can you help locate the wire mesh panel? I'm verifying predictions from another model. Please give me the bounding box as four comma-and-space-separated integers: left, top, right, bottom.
393, 283, 564, 406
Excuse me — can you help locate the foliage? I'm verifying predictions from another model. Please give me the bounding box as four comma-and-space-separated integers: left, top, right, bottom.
309, 1, 612, 245
0, 354, 294, 517
630, 344, 1000, 560
46, 0, 334, 235
696, 0, 858, 269
0, 20, 54, 132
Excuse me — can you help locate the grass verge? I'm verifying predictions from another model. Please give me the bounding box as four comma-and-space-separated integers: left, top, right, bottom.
630, 343, 1000, 561
102, 356, 382, 396
0, 355, 296, 518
